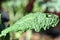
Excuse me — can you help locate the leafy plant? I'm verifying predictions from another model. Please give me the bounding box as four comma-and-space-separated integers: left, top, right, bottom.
0, 12, 59, 37
2, 0, 29, 23
33, 0, 47, 12
45, 0, 60, 12
33, 0, 60, 12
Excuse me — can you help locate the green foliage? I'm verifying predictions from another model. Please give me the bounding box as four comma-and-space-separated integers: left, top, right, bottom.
2, 0, 28, 8
33, 0, 60, 12
45, 0, 60, 12
2, 0, 29, 22
0, 12, 59, 37
33, 0, 47, 12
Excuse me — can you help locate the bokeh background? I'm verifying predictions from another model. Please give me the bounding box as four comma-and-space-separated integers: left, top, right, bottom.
0, 0, 60, 40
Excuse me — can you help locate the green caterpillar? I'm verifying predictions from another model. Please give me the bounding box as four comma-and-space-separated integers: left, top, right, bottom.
0, 12, 59, 37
